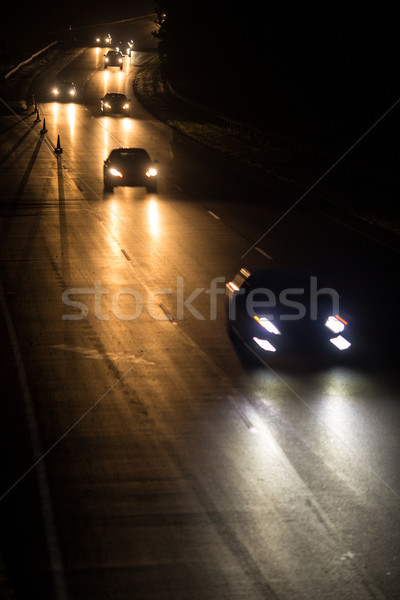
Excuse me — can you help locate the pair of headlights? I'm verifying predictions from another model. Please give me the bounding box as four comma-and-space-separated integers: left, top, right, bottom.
52, 89, 75, 95
253, 313, 351, 352
103, 103, 129, 109
108, 167, 158, 178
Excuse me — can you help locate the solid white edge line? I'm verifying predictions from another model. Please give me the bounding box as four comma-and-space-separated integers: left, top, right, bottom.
0, 281, 69, 600
208, 210, 221, 220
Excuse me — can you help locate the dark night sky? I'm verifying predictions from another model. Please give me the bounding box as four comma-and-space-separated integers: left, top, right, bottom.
2, 0, 154, 40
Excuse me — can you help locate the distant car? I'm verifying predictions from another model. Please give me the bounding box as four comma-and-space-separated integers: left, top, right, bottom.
104, 50, 123, 69
95, 33, 112, 46
104, 148, 158, 193
50, 81, 77, 101
114, 40, 134, 56
226, 267, 354, 362
100, 93, 131, 115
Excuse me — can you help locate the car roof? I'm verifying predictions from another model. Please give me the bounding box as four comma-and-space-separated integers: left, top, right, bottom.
103, 93, 126, 98
106, 50, 121, 55
244, 267, 345, 307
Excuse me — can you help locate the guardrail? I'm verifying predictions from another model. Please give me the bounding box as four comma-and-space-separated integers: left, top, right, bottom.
166, 78, 400, 212
4, 41, 58, 80
166, 80, 331, 164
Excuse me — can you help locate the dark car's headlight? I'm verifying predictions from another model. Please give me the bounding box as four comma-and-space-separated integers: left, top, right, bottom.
145, 167, 157, 177
254, 315, 280, 335
252, 337, 277, 352
109, 168, 123, 177
325, 314, 351, 350
325, 314, 347, 334
329, 335, 351, 350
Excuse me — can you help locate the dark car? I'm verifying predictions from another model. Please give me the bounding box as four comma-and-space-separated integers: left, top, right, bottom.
50, 81, 77, 101
104, 148, 158, 193
114, 40, 134, 56
226, 267, 354, 362
104, 50, 123, 69
100, 93, 131, 115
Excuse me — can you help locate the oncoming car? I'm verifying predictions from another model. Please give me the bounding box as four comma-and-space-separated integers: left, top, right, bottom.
114, 40, 134, 56
100, 93, 131, 115
226, 267, 354, 362
50, 81, 77, 101
104, 50, 123, 69
95, 33, 112, 45
103, 148, 158, 193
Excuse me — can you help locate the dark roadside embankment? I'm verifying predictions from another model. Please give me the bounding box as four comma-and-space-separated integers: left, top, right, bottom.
133, 55, 400, 248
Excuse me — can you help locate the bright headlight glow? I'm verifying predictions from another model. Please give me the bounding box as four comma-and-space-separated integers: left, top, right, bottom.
105, 58, 109, 62
52, 88, 59, 94
109, 168, 123, 177
329, 335, 351, 350
253, 337, 276, 352
118, 58, 122, 63
69, 89, 75, 95
325, 314, 347, 333
146, 168, 157, 177
123, 103, 129, 109
96, 37, 100, 42
254, 315, 281, 335
104, 103, 111, 108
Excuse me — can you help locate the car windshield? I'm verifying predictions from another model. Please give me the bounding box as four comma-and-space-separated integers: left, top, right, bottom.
111, 150, 151, 163
105, 94, 125, 99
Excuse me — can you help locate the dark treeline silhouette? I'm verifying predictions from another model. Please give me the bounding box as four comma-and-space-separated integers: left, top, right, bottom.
153, 1, 399, 143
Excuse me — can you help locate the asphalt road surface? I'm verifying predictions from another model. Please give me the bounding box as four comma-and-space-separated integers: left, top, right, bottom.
0, 14, 399, 600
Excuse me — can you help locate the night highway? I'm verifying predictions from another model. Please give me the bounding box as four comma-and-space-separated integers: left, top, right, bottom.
0, 7, 399, 600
